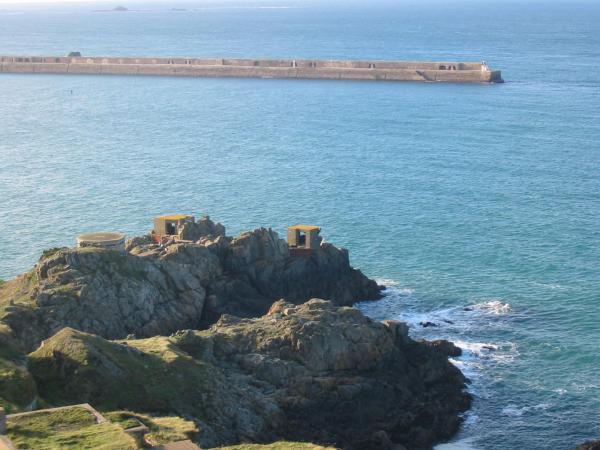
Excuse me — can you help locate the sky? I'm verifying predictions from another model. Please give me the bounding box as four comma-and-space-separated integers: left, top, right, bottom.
0, 0, 584, 6
0, 0, 209, 4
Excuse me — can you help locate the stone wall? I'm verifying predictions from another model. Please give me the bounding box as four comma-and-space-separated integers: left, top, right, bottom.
0, 55, 503, 83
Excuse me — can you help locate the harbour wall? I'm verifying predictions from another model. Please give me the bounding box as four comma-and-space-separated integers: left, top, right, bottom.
0, 56, 503, 83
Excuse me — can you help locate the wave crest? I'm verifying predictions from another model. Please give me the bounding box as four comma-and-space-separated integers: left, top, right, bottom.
472, 300, 511, 315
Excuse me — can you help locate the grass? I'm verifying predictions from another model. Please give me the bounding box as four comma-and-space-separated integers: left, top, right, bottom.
6, 405, 137, 449
41, 247, 64, 259
0, 323, 22, 360
218, 443, 338, 449
0, 270, 38, 312
0, 357, 37, 411
105, 410, 198, 445
28, 328, 215, 419
103, 411, 143, 430
147, 416, 198, 444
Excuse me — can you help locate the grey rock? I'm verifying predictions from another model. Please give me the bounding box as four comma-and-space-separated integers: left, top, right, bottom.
2, 218, 380, 352
28, 300, 470, 450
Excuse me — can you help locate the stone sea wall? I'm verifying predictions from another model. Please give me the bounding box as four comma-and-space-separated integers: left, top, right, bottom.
0, 55, 503, 83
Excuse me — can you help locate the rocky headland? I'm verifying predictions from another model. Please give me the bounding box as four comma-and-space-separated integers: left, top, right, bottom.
0, 217, 471, 449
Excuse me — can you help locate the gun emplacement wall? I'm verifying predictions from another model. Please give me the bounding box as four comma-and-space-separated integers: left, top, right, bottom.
0, 55, 503, 83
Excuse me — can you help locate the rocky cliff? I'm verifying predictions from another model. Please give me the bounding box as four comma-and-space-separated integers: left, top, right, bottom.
0, 218, 471, 449
27, 300, 470, 450
0, 217, 380, 352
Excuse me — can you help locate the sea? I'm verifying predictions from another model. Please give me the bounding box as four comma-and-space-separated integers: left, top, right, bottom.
0, 1, 599, 448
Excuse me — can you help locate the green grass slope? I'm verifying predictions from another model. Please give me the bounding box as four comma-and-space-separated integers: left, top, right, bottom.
0, 357, 37, 412
218, 443, 337, 449
104, 411, 198, 446
28, 328, 215, 418
6, 405, 137, 450
0, 318, 36, 412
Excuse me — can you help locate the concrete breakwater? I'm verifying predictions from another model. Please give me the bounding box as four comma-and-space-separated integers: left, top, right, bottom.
0, 55, 503, 83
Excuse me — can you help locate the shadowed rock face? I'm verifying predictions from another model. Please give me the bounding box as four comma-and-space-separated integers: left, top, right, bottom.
27, 300, 470, 450
0, 218, 381, 352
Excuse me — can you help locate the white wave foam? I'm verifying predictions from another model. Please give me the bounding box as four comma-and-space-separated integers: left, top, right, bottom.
375, 278, 400, 287
501, 403, 551, 416
454, 340, 498, 355
454, 340, 518, 364
462, 412, 479, 426
375, 279, 415, 295
531, 281, 567, 290
434, 437, 480, 450
571, 382, 600, 393
361, 281, 517, 401
472, 300, 511, 315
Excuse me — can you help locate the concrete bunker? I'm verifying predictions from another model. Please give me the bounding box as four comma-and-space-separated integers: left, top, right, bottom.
287, 224, 321, 256
152, 214, 195, 244
76, 232, 125, 251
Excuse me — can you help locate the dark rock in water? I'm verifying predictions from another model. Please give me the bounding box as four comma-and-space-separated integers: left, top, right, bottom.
576, 441, 600, 450
420, 321, 438, 328
463, 307, 473, 311
482, 345, 496, 352
0, 218, 381, 352
27, 300, 471, 450
423, 339, 463, 357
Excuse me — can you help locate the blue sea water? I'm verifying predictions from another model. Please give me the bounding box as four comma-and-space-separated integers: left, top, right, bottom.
0, 1, 599, 448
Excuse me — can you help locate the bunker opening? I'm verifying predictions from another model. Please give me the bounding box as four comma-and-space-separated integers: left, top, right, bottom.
287, 224, 321, 256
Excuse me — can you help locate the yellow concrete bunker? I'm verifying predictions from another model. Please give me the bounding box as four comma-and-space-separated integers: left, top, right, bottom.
287, 225, 321, 256
152, 214, 195, 243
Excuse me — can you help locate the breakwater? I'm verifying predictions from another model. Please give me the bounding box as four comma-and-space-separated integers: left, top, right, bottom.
0, 55, 503, 83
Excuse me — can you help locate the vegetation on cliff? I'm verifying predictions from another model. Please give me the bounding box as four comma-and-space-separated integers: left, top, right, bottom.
104, 411, 198, 445
0, 358, 36, 412
0, 321, 36, 411
28, 328, 214, 418
220, 444, 337, 450
6, 406, 137, 449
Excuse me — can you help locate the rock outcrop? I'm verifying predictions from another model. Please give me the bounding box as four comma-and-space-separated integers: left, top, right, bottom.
576, 441, 600, 450
27, 300, 470, 450
0, 218, 380, 352
0, 218, 471, 449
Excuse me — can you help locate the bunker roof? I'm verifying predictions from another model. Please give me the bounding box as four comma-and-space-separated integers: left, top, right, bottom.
288, 224, 320, 232
76, 232, 125, 243
156, 214, 192, 221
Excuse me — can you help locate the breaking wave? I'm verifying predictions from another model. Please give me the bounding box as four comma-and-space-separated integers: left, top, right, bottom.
472, 300, 511, 315
357, 282, 523, 448
358, 284, 516, 378
501, 403, 551, 417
